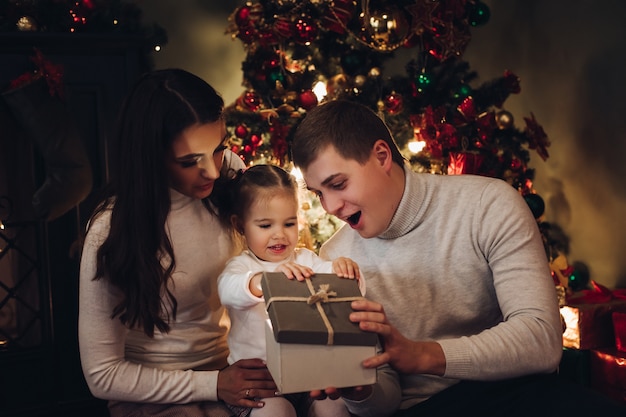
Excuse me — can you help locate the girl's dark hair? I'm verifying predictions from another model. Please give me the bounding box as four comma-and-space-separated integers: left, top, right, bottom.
89, 69, 225, 337
292, 100, 405, 169
221, 164, 298, 232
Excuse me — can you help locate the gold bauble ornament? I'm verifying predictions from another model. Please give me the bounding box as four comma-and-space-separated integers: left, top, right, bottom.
496, 110, 514, 129
359, 4, 410, 52
326, 74, 349, 98
369, 67, 381, 78
17, 16, 38, 31
354, 74, 366, 87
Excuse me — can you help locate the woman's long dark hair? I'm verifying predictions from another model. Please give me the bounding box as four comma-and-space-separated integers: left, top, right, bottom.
89, 69, 225, 337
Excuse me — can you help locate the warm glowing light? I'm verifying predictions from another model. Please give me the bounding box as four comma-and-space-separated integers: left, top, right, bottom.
560, 306, 581, 349
312, 81, 327, 102
407, 140, 426, 154
113, 19, 118, 25
291, 166, 304, 182
154, 45, 161, 52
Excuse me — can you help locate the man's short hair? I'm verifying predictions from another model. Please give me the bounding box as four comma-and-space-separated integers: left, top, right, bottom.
291, 100, 405, 169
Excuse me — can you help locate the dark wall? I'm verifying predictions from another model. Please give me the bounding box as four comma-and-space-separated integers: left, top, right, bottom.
465, 0, 626, 288
0, 33, 150, 416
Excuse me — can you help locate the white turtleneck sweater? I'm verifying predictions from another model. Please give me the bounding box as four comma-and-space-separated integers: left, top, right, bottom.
78, 151, 244, 404
321, 168, 563, 416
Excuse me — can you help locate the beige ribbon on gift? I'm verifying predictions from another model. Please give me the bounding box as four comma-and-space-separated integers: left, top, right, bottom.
265, 278, 364, 345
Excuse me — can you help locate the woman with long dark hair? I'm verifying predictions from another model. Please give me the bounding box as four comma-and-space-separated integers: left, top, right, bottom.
78, 69, 277, 416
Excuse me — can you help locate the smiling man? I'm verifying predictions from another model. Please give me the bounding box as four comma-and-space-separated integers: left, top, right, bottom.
291, 100, 626, 417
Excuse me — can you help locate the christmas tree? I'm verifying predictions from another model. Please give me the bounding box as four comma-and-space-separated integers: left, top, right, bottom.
224, 0, 552, 251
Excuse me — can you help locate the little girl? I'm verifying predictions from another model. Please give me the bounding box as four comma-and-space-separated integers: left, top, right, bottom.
217, 164, 362, 417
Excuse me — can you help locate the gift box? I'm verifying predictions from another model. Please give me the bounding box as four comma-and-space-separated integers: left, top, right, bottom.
262, 272, 378, 394
590, 347, 626, 404
614, 312, 626, 353
560, 299, 626, 350
447, 151, 485, 175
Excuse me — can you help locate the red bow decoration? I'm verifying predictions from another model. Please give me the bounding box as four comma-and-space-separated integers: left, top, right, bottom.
412, 106, 458, 159
523, 112, 550, 161
269, 122, 290, 165
8, 48, 64, 98
567, 280, 626, 304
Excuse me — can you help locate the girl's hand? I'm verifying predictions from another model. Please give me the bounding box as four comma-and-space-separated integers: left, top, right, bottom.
332, 257, 360, 279
276, 262, 314, 281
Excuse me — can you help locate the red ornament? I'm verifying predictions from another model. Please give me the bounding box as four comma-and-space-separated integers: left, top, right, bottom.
235, 5, 251, 26
384, 92, 403, 115
238, 90, 262, 112
234, 3, 262, 27
294, 17, 318, 44
250, 134, 262, 147
298, 90, 318, 110
235, 125, 249, 138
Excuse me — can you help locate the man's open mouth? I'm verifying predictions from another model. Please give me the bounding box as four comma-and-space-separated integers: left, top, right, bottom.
346, 211, 361, 226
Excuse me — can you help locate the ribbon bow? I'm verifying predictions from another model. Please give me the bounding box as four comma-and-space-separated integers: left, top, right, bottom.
307, 284, 337, 304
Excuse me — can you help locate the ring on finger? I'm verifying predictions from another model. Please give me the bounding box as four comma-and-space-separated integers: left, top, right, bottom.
245, 389, 250, 398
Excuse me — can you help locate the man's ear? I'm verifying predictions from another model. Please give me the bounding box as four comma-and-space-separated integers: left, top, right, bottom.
372, 139, 393, 172
231, 215, 244, 235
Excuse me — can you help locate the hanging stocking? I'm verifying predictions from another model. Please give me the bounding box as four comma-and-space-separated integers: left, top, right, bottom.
2, 76, 92, 221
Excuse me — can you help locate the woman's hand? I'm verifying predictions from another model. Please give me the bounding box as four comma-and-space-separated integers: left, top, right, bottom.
332, 257, 361, 279
217, 359, 278, 408
350, 299, 446, 376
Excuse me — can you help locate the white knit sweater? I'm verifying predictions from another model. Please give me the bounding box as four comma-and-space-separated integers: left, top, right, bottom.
78, 151, 244, 404
321, 168, 563, 415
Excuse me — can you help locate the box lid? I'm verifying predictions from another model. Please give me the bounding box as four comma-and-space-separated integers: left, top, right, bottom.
261, 272, 378, 346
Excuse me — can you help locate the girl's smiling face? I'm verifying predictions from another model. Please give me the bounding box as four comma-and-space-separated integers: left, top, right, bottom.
239, 190, 299, 263
166, 121, 228, 199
